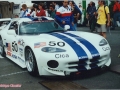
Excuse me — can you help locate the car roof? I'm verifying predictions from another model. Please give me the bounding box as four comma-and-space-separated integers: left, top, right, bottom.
0, 18, 11, 21
11, 17, 54, 24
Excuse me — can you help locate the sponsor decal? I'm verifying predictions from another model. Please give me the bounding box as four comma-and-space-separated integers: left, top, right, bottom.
102, 47, 110, 51
55, 54, 69, 58
6, 43, 11, 52
18, 39, 25, 47
19, 48, 23, 56
34, 42, 46, 48
12, 41, 18, 52
18, 56, 24, 63
7, 51, 12, 56
49, 33, 88, 60
12, 54, 17, 59
48, 68, 63, 72
49, 41, 65, 47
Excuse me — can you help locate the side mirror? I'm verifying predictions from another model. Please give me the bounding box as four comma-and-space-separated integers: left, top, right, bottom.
7, 30, 16, 36
64, 25, 70, 30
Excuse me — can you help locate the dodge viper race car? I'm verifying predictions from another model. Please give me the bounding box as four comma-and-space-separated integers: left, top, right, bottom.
0, 17, 111, 76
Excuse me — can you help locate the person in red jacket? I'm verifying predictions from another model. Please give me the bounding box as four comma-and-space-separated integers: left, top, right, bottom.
35, 3, 46, 17
111, 0, 120, 30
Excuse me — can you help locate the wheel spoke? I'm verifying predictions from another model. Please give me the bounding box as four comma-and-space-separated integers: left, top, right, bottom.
26, 49, 34, 72
0, 41, 3, 54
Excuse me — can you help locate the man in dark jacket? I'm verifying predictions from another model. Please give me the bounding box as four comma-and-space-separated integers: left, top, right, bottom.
48, 5, 56, 19
87, 1, 97, 32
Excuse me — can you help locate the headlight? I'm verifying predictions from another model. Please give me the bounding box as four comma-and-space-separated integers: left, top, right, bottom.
99, 39, 108, 46
41, 47, 66, 53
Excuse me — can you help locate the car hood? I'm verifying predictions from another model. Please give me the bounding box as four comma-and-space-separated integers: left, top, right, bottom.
21, 31, 104, 45
20, 31, 110, 60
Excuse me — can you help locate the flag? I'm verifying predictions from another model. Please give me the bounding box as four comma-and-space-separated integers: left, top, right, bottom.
6, 43, 11, 52
34, 42, 46, 48
18, 40, 21, 44
40, 42, 46, 47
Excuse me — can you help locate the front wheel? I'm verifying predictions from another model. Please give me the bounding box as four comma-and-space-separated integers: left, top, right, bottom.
0, 39, 6, 57
25, 48, 39, 76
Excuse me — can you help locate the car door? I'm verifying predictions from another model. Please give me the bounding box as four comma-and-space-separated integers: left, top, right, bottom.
5, 21, 19, 60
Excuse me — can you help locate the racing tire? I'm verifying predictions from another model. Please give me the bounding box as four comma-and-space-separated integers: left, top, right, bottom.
25, 48, 39, 76
0, 39, 6, 57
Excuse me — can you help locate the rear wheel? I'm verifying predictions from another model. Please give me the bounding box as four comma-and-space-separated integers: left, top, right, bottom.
25, 48, 39, 76
0, 39, 6, 57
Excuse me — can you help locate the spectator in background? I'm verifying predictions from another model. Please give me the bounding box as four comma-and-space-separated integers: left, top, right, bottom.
19, 8, 24, 18
20, 4, 31, 18
88, 1, 97, 32
96, 0, 110, 38
79, 4, 83, 12
35, 3, 46, 17
55, 0, 74, 30
30, 4, 39, 17
68, 1, 74, 11
85, 4, 91, 26
77, 4, 83, 25
52, 2, 59, 11
72, 6, 80, 30
48, 5, 56, 19
15, 15, 19, 18
111, 0, 120, 30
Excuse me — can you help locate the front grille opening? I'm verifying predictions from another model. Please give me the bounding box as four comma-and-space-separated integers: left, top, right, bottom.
69, 66, 86, 70
68, 62, 78, 65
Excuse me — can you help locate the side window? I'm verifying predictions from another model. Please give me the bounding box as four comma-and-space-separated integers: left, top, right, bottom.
9, 21, 18, 34
14, 24, 18, 34
9, 21, 17, 30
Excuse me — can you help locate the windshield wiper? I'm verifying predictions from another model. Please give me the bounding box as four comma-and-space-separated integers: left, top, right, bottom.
21, 33, 40, 35
47, 30, 66, 33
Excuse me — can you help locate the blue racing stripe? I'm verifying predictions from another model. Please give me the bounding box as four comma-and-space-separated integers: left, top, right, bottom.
49, 33, 88, 60
64, 33, 100, 59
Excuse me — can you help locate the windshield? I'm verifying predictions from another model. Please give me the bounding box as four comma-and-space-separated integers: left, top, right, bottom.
19, 20, 64, 35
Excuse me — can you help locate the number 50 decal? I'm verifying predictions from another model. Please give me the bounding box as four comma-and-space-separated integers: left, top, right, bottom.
12, 41, 18, 52
49, 41, 65, 47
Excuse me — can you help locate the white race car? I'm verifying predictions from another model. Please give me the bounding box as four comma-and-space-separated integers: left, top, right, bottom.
0, 17, 111, 76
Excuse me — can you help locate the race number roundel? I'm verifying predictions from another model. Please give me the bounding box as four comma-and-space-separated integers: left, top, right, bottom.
12, 41, 18, 52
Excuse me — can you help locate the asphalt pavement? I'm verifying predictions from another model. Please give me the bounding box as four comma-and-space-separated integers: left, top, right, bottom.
0, 27, 120, 90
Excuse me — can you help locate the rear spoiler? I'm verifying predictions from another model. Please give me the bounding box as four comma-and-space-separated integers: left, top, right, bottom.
0, 18, 11, 21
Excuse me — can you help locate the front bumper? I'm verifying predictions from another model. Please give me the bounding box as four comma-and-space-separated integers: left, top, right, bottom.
40, 54, 111, 76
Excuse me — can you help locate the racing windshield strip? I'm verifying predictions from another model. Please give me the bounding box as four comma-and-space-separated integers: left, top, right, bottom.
64, 32, 100, 59
49, 33, 88, 60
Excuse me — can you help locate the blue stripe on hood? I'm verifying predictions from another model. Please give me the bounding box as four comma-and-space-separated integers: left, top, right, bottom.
64, 33, 100, 59
50, 33, 88, 60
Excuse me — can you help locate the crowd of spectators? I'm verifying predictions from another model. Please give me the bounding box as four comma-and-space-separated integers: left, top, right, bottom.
84, 0, 120, 38
18, 0, 120, 38
19, 0, 83, 31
